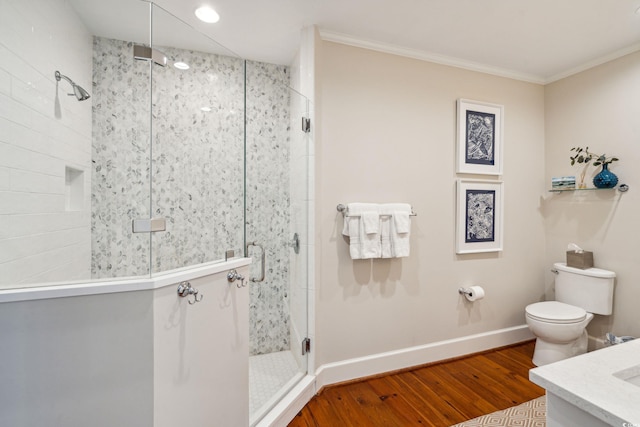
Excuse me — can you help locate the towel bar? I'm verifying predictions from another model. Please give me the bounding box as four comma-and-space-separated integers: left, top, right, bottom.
336, 204, 417, 217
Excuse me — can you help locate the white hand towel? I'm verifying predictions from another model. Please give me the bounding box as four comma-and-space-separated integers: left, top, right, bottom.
362, 210, 380, 234
394, 211, 410, 234
380, 203, 412, 258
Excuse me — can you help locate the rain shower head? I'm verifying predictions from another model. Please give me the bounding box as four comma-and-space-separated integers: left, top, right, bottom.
55, 70, 91, 101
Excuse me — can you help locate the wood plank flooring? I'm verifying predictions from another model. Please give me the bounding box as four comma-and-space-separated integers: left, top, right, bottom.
288, 341, 544, 427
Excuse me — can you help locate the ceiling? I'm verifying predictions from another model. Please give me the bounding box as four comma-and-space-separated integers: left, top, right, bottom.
71, 0, 640, 84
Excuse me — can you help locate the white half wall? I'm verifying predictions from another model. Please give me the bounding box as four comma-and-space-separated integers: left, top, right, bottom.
0, 260, 250, 427
154, 265, 249, 427
0, 291, 154, 427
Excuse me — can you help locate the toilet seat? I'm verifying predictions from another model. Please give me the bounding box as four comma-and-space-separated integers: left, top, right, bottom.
526, 301, 587, 324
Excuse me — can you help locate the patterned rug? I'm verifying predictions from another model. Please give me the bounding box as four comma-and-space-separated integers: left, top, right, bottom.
451, 396, 546, 426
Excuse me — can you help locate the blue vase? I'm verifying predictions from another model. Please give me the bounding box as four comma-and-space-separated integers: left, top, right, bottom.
593, 164, 618, 189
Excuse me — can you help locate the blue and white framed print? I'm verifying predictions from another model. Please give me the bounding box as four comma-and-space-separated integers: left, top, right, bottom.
456, 99, 504, 175
456, 179, 504, 254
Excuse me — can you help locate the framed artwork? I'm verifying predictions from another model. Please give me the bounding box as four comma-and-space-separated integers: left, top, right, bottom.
457, 99, 504, 175
456, 179, 503, 254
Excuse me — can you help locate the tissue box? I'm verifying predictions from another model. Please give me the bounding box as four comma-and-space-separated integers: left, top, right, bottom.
566, 250, 594, 269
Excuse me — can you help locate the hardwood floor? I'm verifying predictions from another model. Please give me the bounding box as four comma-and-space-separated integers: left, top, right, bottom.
288, 341, 544, 427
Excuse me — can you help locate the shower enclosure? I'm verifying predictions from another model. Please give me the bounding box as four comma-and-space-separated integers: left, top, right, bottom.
0, 0, 310, 424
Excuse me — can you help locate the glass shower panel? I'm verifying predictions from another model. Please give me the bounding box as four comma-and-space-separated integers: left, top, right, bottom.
149, 4, 245, 273
91, 6, 153, 280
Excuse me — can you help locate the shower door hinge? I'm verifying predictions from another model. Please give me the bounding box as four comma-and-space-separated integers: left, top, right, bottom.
133, 44, 168, 67
132, 217, 166, 233
302, 117, 311, 133
302, 337, 311, 355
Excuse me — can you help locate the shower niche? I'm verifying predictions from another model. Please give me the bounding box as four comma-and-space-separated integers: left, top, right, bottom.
64, 167, 85, 212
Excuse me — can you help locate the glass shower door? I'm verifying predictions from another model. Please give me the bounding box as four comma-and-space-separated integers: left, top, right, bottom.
245, 61, 310, 424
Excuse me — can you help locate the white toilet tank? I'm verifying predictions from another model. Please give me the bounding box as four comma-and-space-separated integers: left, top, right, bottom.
554, 262, 615, 315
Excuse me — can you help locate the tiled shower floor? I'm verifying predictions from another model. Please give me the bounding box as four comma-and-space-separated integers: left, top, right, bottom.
249, 350, 302, 425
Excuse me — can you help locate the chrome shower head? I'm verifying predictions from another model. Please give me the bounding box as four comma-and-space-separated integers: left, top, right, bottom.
55, 70, 91, 101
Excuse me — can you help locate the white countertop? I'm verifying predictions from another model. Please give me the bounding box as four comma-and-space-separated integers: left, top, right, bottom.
530, 338, 640, 426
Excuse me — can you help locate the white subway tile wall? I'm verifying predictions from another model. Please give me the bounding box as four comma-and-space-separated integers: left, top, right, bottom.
0, 0, 93, 287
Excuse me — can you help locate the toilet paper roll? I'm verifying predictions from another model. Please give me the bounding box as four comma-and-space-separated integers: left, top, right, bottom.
465, 286, 485, 302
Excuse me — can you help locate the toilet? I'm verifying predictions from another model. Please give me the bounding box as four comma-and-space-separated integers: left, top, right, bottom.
525, 262, 615, 366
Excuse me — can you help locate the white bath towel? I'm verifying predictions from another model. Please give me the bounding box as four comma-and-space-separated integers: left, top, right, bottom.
342, 203, 381, 259
380, 203, 412, 258
380, 216, 392, 258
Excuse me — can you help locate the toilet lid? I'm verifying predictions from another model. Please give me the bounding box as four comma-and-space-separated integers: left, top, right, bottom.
526, 301, 587, 324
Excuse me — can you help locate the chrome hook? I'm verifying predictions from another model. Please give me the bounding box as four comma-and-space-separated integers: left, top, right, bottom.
227, 269, 246, 288
188, 288, 203, 305
177, 281, 204, 304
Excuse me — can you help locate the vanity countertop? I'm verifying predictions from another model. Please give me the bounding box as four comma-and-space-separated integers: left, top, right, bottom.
530, 338, 640, 426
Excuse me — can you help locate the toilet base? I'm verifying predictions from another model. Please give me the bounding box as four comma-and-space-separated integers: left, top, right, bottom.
532, 329, 588, 366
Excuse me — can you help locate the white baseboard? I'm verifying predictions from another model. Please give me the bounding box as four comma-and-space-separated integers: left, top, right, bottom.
259, 325, 534, 427
315, 325, 534, 389
588, 334, 606, 351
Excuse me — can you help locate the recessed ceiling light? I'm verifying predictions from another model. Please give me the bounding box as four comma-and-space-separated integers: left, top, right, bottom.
173, 61, 190, 70
200, 106, 212, 112
195, 6, 220, 23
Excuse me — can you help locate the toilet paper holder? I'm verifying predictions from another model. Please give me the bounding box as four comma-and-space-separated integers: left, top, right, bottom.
458, 287, 473, 297
458, 286, 485, 302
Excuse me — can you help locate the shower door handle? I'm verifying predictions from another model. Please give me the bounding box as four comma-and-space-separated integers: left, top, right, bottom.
246, 242, 265, 283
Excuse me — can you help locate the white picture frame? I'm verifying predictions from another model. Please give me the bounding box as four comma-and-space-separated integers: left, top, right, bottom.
456, 179, 504, 254
456, 99, 504, 175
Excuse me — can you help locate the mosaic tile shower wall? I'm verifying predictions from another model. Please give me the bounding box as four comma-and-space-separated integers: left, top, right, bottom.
92, 38, 293, 355
246, 60, 292, 355
92, 38, 152, 278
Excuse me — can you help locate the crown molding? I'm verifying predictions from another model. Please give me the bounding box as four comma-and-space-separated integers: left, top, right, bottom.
544, 42, 640, 84
319, 29, 640, 86
319, 29, 545, 84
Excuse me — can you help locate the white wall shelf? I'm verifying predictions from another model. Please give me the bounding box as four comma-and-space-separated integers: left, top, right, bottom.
549, 183, 629, 193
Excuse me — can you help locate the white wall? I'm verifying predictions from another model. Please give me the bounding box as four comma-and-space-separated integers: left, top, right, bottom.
544, 51, 640, 342
314, 41, 547, 369
0, 0, 93, 287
